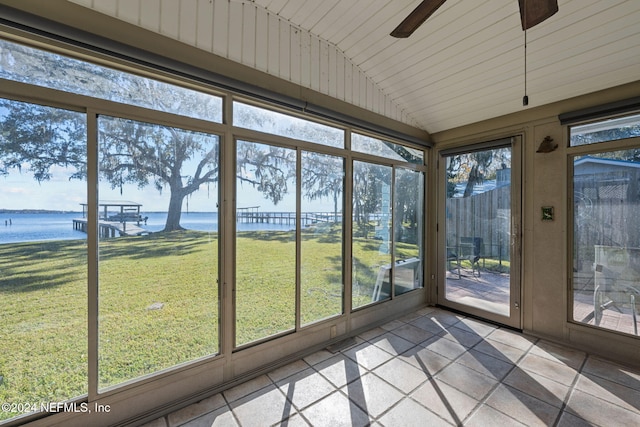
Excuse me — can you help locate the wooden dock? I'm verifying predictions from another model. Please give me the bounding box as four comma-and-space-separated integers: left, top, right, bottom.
75, 200, 150, 238
73, 218, 150, 238
236, 207, 342, 227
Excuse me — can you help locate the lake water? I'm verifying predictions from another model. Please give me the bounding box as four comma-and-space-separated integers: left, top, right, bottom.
0, 212, 294, 244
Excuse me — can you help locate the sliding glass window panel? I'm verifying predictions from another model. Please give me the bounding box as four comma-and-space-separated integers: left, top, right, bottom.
0, 99, 87, 422
236, 140, 297, 346
572, 149, 640, 336
233, 102, 344, 148
0, 38, 222, 122
394, 168, 424, 297
300, 151, 344, 325
97, 116, 219, 390
352, 132, 424, 164
352, 161, 392, 307
570, 113, 640, 146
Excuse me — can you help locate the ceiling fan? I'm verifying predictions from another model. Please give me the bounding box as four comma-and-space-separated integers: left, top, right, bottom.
390, 0, 558, 38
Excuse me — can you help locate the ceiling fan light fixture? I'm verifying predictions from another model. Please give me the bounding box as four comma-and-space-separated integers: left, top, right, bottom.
390, 0, 448, 38
519, 0, 559, 30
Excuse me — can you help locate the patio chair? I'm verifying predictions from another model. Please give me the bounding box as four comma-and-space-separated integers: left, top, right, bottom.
593, 246, 640, 336
448, 237, 483, 279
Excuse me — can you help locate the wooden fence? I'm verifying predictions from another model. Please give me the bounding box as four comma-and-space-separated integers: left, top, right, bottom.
446, 185, 511, 263
574, 170, 640, 271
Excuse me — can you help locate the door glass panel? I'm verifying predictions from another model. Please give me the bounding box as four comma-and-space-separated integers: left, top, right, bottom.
394, 169, 424, 297
0, 99, 87, 421
301, 152, 344, 325
445, 146, 511, 316
572, 149, 640, 336
236, 141, 296, 346
98, 116, 219, 390
352, 161, 392, 307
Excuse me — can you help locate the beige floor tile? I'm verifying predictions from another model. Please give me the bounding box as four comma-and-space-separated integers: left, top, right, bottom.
565, 389, 640, 426
437, 327, 485, 348
276, 368, 337, 411
575, 372, 640, 414
414, 306, 437, 316
356, 326, 387, 342
303, 349, 334, 366
465, 404, 527, 427
301, 391, 371, 427
341, 372, 404, 418
455, 348, 514, 380
222, 374, 272, 403
400, 345, 453, 376
410, 378, 480, 425
474, 338, 529, 363
485, 384, 561, 427
378, 397, 452, 427
420, 335, 469, 360
556, 411, 596, 427
390, 323, 435, 344
343, 341, 395, 370
372, 358, 430, 394
486, 328, 537, 351
267, 359, 310, 383
410, 315, 449, 335
167, 394, 226, 426
518, 353, 580, 386
529, 340, 587, 370
503, 369, 570, 408
313, 353, 365, 388
155, 306, 640, 427
181, 405, 238, 427
451, 317, 497, 337
379, 319, 405, 331
582, 356, 640, 391
368, 331, 416, 356
229, 384, 291, 427
436, 362, 499, 401
426, 309, 465, 327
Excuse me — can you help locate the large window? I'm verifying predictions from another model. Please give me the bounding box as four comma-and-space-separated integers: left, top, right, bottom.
0, 39, 222, 122
301, 152, 345, 325
0, 99, 88, 421
98, 116, 220, 389
570, 113, 640, 146
352, 161, 393, 308
0, 35, 426, 424
235, 140, 297, 346
571, 117, 640, 337
352, 159, 425, 309
234, 102, 344, 148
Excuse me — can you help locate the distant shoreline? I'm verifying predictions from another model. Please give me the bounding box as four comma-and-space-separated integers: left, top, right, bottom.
0, 209, 80, 214
0, 210, 216, 214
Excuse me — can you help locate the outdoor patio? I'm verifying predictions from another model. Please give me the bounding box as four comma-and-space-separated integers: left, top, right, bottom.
446, 267, 639, 337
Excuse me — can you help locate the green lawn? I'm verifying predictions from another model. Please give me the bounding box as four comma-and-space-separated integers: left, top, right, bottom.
0, 229, 420, 420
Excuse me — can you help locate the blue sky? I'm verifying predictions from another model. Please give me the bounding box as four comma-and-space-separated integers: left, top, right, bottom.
0, 165, 321, 213
0, 165, 219, 212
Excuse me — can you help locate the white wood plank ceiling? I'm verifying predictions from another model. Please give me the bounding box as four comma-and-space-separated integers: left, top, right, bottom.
69, 0, 640, 134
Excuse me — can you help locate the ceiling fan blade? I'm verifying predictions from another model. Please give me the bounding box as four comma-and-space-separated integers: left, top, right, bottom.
519, 0, 558, 30
390, 0, 448, 38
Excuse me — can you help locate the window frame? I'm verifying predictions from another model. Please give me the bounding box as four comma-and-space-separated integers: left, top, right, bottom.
0, 31, 428, 425
567, 116, 640, 338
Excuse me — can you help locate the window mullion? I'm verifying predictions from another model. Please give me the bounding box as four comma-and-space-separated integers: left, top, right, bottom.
87, 108, 99, 401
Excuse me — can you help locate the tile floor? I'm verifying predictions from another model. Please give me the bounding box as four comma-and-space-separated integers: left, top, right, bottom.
143, 306, 640, 427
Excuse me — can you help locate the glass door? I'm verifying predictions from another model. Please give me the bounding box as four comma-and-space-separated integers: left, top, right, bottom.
438, 137, 521, 328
